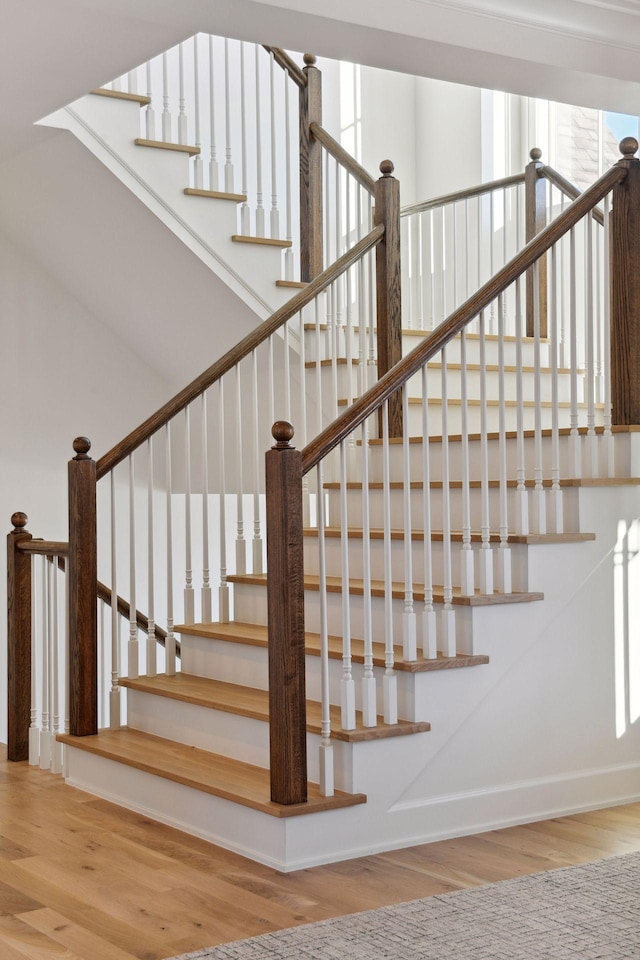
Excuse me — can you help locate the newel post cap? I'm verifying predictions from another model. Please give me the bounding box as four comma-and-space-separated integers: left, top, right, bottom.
619, 137, 639, 160
303, 53, 317, 66
271, 421, 295, 449
11, 512, 28, 532
379, 159, 395, 178
529, 147, 543, 162
72, 437, 92, 460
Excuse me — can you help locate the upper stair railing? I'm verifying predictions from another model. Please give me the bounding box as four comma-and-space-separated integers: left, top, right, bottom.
265, 137, 640, 802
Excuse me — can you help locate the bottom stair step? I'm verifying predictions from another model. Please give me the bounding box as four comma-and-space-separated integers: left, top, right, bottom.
57, 729, 366, 817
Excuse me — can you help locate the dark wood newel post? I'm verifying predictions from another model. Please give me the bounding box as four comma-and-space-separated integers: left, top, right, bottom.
610, 136, 640, 424
300, 53, 323, 282
265, 420, 307, 805
7, 512, 32, 761
525, 147, 548, 338
375, 159, 403, 437
68, 436, 98, 736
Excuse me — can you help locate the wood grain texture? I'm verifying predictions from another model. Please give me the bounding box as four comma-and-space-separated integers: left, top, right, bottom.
300, 65, 323, 280
375, 168, 403, 437
265, 439, 307, 804
303, 526, 595, 545
89, 88, 151, 106
119, 673, 430, 742
301, 165, 625, 475
184, 187, 247, 202
57, 730, 364, 816
95, 224, 382, 479
7, 525, 32, 761
539, 166, 605, 225
134, 138, 200, 156
0, 751, 638, 960
231, 235, 292, 248
401, 172, 525, 217
175, 621, 490, 673
68, 451, 98, 737
309, 122, 376, 195
263, 46, 307, 88
525, 156, 548, 337
611, 159, 640, 424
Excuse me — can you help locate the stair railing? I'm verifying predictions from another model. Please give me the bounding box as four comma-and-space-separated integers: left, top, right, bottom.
267, 137, 640, 803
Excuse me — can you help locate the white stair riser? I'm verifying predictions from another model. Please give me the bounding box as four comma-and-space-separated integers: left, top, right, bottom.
178, 632, 418, 719
303, 534, 530, 590
232, 580, 480, 653
366, 433, 619, 484
125, 686, 357, 790
322, 485, 580, 532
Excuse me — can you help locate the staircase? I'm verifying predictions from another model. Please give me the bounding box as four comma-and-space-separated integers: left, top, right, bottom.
7, 39, 640, 872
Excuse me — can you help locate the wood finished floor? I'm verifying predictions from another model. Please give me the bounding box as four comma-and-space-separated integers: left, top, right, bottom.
1, 747, 639, 960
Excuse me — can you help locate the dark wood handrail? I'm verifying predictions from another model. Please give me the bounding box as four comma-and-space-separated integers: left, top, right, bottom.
17, 540, 69, 556
96, 223, 385, 479
401, 172, 525, 217
263, 46, 306, 88
96, 579, 170, 645
301, 163, 625, 474
309, 122, 376, 195
539, 165, 605, 226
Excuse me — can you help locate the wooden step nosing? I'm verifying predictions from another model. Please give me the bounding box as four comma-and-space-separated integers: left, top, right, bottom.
90, 88, 151, 106
303, 527, 596, 545
184, 187, 247, 202
231, 234, 293, 248
134, 137, 200, 156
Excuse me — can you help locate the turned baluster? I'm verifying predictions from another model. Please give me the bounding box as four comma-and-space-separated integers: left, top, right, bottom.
610, 137, 640, 425
68, 437, 98, 736
375, 159, 403, 437
265, 421, 307, 804
7, 512, 32, 761
300, 54, 323, 281
525, 147, 548, 337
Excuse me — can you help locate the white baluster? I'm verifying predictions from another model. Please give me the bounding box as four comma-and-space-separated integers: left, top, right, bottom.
218, 380, 230, 622
406, 215, 414, 330
145, 61, 156, 140
235, 365, 247, 574
381, 401, 398, 721
147, 437, 157, 676
361, 420, 377, 726
254, 46, 265, 236
316, 461, 334, 795
550, 245, 563, 532
559, 194, 568, 368
514, 277, 529, 534
110, 471, 121, 728
367, 249, 376, 386
315, 299, 324, 437
100, 599, 107, 730
128, 454, 139, 678
460, 329, 474, 595
585, 214, 598, 477
335, 164, 343, 328
297, 312, 310, 527
440, 345, 456, 656
489, 193, 496, 332
339, 440, 356, 730
476, 310, 494, 593
401, 386, 417, 659
127, 67, 138, 96
162, 52, 172, 142
421, 367, 437, 659
440, 206, 447, 325
178, 42, 188, 145
40, 556, 51, 770
29, 556, 39, 764
240, 43, 250, 234
269, 52, 280, 239
252, 350, 264, 574
50, 559, 63, 773
208, 36, 219, 191
201, 393, 212, 621
418, 211, 425, 330
284, 68, 294, 279
283, 323, 292, 423
569, 227, 581, 477
193, 36, 203, 189
224, 39, 234, 193
429, 209, 437, 330
184, 407, 195, 623
532, 260, 546, 534
496, 294, 512, 592
603, 195, 615, 476
268, 333, 276, 436
165, 423, 177, 674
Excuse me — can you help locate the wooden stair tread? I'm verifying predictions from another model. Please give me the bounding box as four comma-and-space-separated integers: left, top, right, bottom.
324, 478, 638, 490
134, 137, 200, 156
338, 397, 605, 409
227, 573, 543, 606
119, 674, 429, 742
231, 235, 292, 248
302, 324, 550, 344
90, 88, 151, 106
175, 622, 490, 673
308, 359, 579, 374
367, 425, 640, 445
303, 527, 595, 545
57, 729, 366, 818
276, 280, 307, 288
184, 187, 247, 202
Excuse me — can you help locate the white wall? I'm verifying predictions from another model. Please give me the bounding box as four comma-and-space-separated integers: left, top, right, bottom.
0, 229, 171, 743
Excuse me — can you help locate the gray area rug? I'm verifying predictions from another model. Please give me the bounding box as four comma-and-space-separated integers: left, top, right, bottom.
168, 851, 640, 959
